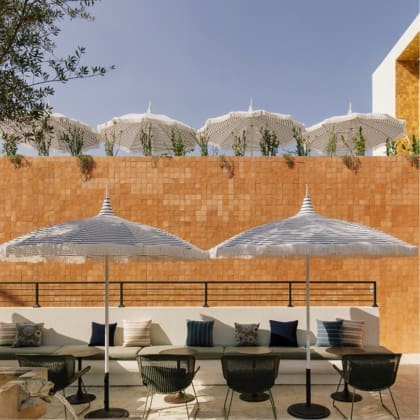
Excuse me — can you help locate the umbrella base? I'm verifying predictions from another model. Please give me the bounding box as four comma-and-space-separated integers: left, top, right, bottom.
85, 408, 129, 418
287, 402, 330, 419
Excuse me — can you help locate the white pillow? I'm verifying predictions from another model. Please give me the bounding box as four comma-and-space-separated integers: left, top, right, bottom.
123, 320, 151, 347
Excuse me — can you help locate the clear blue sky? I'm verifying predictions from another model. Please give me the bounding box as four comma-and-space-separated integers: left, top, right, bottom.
51, 0, 417, 133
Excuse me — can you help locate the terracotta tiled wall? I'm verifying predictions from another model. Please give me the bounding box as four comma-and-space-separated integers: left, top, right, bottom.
0, 157, 418, 352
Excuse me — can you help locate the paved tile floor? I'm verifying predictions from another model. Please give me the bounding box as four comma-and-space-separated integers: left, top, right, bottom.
42, 364, 419, 419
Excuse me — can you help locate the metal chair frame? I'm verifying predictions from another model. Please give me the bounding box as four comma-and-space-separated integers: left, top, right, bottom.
16, 353, 91, 418
332, 353, 401, 419
221, 354, 280, 419
137, 353, 200, 419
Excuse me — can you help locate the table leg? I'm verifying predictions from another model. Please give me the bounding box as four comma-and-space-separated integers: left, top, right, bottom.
331, 381, 362, 403
66, 358, 96, 405
240, 392, 270, 402
164, 391, 195, 404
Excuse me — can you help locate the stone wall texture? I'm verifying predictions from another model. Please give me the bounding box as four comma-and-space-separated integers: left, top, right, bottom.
0, 156, 418, 352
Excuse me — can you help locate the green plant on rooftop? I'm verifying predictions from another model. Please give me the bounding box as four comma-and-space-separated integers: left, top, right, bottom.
353, 126, 366, 156
232, 130, 247, 156
327, 131, 337, 156
386, 137, 397, 156
26, 113, 53, 156
292, 126, 310, 156
0, 0, 113, 132
60, 126, 84, 156
170, 129, 189, 156
1, 133, 24, 168
405, 135, 419, 169
140, 124, 153, 156
197, 130, 209, 156
259, 128, 279, 156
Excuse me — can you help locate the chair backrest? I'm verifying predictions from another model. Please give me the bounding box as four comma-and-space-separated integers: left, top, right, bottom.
342, 353, 401, 392
16, 354, 76, 392
137, 354, 197, 394
221, 354, 280, 394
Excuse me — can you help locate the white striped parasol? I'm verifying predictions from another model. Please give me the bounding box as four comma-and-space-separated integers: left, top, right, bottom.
198, 100, 305, 154
1, 113, 99, 154
97, 103, 197, 155
307, 106, 406, 155
209, 188, 417, 418
0, 189, 207, 418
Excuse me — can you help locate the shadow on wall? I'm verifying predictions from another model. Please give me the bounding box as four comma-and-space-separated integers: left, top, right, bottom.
349, 307, 380, 346
11, 313, 86, 345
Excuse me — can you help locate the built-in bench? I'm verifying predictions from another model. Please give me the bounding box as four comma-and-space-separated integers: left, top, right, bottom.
0, 306, 385, 385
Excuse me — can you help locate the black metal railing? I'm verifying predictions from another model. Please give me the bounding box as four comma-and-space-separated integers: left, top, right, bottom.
0, 280, 378, 308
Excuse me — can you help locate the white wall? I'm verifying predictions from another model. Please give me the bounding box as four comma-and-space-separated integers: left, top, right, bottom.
372, 15, 419, 116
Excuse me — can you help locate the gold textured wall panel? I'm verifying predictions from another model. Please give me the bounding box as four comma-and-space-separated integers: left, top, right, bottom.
0, 157, 418, 352
396, 34, 419, 138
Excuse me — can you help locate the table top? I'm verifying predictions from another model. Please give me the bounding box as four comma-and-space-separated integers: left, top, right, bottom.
159, 347, 197, 356
55, 345, 102, 358
228, 346, 272, 355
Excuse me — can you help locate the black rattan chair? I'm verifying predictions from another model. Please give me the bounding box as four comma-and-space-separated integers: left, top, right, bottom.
332, 353, 401, 419
16, 354, 91, 417
221, 354, 280, 419
137, 353, 200, 419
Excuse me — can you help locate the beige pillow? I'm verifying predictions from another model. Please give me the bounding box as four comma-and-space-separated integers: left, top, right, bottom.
0, 322, 17, 346
123, 320, 151, 347
340, 319, 365, 347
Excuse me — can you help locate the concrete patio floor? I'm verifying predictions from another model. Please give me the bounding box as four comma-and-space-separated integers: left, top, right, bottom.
42, 364, 419, 419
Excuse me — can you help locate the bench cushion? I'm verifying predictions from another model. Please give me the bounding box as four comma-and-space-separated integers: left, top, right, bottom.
0, 345, 63, 360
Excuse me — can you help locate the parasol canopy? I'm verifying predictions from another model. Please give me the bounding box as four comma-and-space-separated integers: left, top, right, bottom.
198, 100, 305, 154
307, 104, 406, 155
97, 103, 197, 155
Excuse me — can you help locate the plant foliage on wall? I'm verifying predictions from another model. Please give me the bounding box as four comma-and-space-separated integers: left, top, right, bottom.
219, 155, 234, 178
78, 154, 95, 180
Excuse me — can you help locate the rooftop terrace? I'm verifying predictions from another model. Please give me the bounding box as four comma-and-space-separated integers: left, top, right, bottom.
41, 362, 419, 419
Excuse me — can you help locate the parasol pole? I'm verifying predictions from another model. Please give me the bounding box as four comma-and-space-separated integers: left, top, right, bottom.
287, 255, 330, 419
85, 256, 129, 418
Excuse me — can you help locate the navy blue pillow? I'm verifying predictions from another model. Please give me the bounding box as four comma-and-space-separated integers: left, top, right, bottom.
89, 322, 117, 346
269, 320, 298, 347
186, 320, 214, 347
316, 320, 343, 347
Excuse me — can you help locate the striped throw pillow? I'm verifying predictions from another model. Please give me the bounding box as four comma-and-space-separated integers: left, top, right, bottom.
316, 320, 343, 347
340, 319, 365, 347
0, 322, 17, 346
186, 320, 214, 347
123, 320, 151, 347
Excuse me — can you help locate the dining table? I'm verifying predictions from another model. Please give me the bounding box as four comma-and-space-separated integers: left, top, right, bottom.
56, 346, 101, 405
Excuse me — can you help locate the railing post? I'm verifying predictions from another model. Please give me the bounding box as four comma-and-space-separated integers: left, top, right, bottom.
203, 282, 209, 307
33, 283, 40, 308
118, 282, 125, 307
288, 281, 294, 307
371, 281, 378, 307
